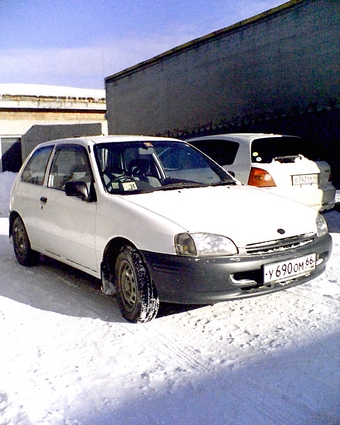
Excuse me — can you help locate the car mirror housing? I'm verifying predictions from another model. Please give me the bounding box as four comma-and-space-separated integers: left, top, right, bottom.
65, 181, 91, 202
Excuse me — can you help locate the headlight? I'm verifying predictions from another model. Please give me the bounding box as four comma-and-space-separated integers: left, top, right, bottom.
316, 213, 328, 237
175, 233, 238, 257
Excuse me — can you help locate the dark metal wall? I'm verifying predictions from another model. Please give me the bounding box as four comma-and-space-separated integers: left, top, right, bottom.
106, 0, 339, 135
105, 0, 340, 187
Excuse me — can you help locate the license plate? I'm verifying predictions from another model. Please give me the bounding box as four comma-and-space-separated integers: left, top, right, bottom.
292, 174, 318, 186
263, 254, 316, 284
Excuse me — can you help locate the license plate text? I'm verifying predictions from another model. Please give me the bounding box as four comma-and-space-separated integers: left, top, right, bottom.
264, 254, 316, 284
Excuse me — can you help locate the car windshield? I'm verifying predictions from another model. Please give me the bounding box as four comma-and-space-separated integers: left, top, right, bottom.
94, 140, 235, 194
251, 137, 313, 164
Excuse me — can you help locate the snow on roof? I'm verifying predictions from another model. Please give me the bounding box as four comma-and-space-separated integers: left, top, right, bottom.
0, 84, 105, 100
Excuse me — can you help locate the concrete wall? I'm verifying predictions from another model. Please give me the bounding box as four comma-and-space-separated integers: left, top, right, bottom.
0, 85, 107, 171
0, 114, 107, 171
105, 0, 340, 136
0, 110, 107, 137
21, 123, 103, 160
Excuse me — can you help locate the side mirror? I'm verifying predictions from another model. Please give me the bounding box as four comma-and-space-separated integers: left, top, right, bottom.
65, 181, 90, 201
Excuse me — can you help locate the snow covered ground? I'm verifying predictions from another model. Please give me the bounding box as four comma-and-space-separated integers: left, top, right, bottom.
0, 171, 339, 425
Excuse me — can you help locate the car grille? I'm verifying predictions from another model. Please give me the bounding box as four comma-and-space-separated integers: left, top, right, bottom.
245, 233, 315, 255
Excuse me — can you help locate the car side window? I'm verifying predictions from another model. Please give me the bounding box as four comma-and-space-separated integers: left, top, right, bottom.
48, 144, 92, 191
21, 145, 54, 185
158, 145, 208, 170
191, 140, 239, 165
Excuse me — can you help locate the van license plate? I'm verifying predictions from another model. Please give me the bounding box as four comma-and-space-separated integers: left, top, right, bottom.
264, 254, 316, 284
292, 174, 318, 186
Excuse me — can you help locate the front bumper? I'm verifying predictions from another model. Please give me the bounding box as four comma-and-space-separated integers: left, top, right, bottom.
142, 233, 332, 304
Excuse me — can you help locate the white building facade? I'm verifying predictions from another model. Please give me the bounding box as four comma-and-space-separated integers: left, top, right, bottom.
0, 84, 107, 171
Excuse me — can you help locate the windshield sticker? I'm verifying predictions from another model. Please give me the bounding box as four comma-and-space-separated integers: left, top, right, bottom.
122, 181, 138, 191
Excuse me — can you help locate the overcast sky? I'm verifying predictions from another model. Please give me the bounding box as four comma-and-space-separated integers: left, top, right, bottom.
0, 0, 285, 89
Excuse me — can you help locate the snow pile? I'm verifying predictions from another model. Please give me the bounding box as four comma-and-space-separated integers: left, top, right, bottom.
0, 172, 16, 218
0, 172, 339, 425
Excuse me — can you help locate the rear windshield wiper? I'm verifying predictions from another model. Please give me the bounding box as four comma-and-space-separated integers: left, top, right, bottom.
274, 155, 301, 163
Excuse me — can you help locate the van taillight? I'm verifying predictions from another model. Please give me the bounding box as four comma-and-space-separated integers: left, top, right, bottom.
248, 167, 276, 187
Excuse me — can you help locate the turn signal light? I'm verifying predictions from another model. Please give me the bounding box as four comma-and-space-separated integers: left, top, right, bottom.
248, 167, 276, 187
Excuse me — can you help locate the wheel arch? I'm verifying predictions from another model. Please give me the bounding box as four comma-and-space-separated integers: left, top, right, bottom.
101, 236, 143, 282
9, 211, 21, 238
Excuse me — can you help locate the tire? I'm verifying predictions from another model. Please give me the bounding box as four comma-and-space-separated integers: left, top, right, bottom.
12, 216, 40, 266
115, 245, 159, 323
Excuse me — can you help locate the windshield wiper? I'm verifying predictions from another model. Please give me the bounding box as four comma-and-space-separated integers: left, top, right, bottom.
208, 180, 237, 186
155, 181, 208, 191
154, 180, 237, 191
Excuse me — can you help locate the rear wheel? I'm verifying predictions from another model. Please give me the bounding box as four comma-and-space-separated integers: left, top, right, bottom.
115, 245, 159, 323
12, 216, 40, 266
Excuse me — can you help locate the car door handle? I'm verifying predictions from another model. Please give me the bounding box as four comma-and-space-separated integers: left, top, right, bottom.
40, 197, 48, 204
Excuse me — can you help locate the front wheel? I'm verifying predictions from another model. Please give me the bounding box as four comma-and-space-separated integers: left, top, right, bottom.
12, 216, 40, 266
115, 246, 159, 323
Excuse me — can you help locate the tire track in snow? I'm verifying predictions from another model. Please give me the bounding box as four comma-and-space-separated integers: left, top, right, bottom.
121, 319, 306, 425
126, 321, 210, 374
33, 261, 212, 374
24, 258, 121, 321
215, 376, 308, 425
286, 282, 340, 311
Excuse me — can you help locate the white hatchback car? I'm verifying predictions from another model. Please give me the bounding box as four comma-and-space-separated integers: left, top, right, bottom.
9, 136, 332, 323
187, 133, 336, 211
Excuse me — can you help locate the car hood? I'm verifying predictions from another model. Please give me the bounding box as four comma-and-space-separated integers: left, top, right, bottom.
124, 185, 318, 247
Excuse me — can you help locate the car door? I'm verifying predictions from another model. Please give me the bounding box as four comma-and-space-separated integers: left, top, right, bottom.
36, 144, 98, 273
12, 145, 54, 242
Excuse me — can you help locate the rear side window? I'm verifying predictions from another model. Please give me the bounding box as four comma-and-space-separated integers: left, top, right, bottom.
158, 144, 208, 170
190, 139, 239, 165
21, 145, 54, 185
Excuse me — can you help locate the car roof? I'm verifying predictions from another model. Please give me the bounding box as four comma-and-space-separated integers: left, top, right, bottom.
34, 135, 183, 149
188, 133, 301, 144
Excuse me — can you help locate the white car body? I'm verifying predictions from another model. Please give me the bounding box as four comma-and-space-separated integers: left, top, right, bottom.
9, 135, 332, 322
187, 133, 336, 211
